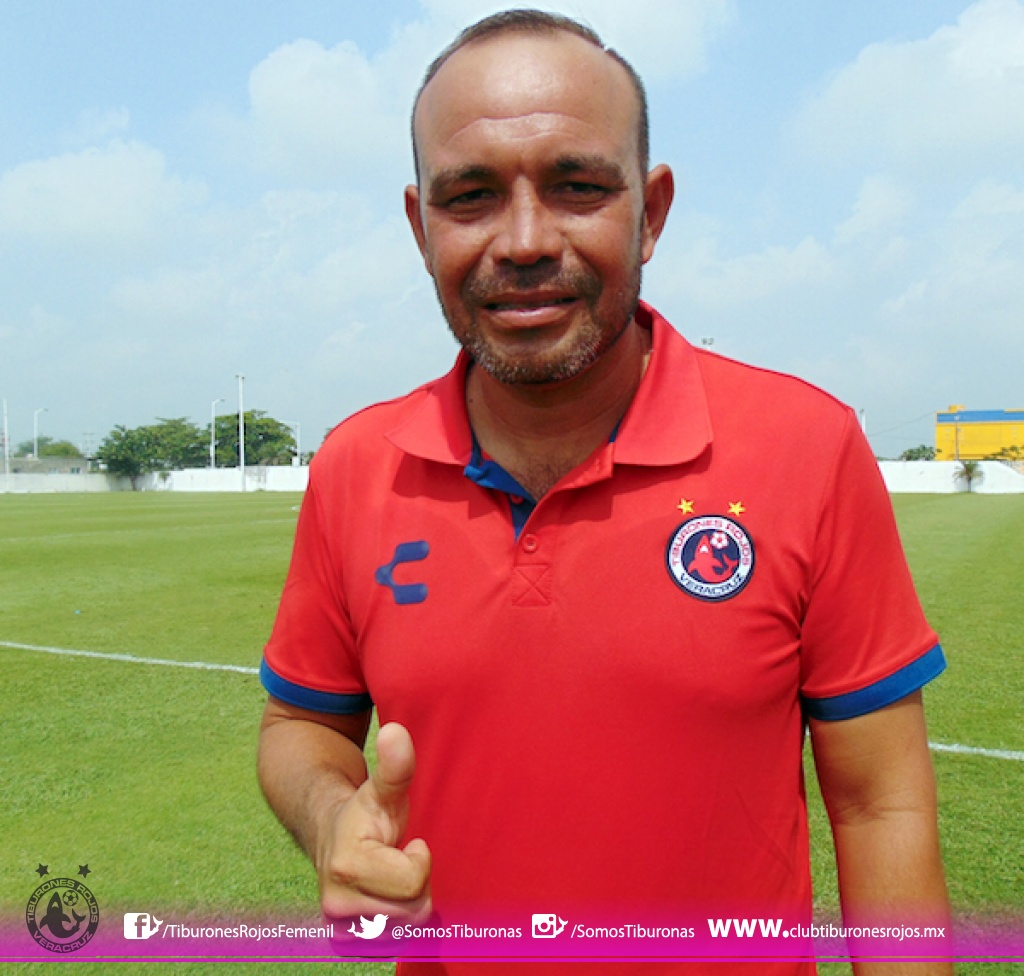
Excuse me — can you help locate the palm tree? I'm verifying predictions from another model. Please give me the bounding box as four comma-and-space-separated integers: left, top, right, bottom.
954, 459, 984, 493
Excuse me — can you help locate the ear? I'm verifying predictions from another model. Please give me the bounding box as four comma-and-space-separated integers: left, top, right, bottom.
404, 184, 433, 276
639, 164, 674, 264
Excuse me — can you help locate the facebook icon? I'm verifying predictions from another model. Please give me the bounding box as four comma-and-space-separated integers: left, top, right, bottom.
123, 913, 163, 939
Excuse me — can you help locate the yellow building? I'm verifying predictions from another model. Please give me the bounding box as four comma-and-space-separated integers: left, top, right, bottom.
935, 406, 1024, 460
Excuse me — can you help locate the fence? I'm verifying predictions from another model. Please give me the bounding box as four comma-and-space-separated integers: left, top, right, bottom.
1, 466, 309, 494
2, 462, 1022, 495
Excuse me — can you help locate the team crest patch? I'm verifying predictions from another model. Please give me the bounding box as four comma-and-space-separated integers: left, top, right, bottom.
666, 515, 755, 601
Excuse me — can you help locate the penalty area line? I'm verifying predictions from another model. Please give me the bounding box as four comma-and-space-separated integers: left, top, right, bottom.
0, 639, 258, 675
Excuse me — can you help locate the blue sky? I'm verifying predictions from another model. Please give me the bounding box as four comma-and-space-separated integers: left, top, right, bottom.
1, 0, 1022, 458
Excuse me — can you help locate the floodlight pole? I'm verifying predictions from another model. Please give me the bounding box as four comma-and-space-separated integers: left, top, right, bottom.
2, 398, 9, 487
283, 420, 301, 466
236, 375, 246, 492
210, 398, 224, 469
33, 407, 47, 458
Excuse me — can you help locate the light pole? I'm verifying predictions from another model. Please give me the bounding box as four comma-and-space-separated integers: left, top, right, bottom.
33, 407, 48, 458
283, 420, 301, 466
236, 375, 246, 492
210, 398, 224, 469
2, 398, 9, 484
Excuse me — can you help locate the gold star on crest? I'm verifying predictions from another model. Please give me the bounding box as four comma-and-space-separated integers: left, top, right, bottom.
728, 501, 746, 516
677, 498, 694, 514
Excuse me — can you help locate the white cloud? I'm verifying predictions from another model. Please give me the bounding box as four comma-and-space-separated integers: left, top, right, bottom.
67, 107, 132, 146
246, 39, 410, 185
951, 179, 1024, 218
834, 174, 914, 246
0, 140, 205, 246
650, 234, 836, 310
572, 0, 737, 82
794, 0, 1024, 169
110, 267, 227, 321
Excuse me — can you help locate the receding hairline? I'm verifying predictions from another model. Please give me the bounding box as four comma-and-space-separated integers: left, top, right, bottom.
411, 9, 650, 182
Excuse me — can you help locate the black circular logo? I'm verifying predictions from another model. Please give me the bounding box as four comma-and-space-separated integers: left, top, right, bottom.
26, 877, 99, 953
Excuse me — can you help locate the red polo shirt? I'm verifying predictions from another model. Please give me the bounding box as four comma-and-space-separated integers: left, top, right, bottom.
263, 302, 943, 972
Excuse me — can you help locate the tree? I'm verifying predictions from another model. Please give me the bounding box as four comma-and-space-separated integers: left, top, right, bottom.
212, 411, 296, 467
152, 417, 207, 470
96, 418, 206, 489
96, 425, 153, 490
13, 436, 83, 457
899, 444, 936, 461
954, 459, 984, 494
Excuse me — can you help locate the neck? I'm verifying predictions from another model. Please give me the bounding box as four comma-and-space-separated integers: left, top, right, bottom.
465, 319, 651, 498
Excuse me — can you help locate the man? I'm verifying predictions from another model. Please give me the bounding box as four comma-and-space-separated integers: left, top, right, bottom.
258, 10, 951, 974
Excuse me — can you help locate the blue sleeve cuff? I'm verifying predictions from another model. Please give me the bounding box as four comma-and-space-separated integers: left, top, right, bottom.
803, 644, 946, 721
260, 657, 373, 714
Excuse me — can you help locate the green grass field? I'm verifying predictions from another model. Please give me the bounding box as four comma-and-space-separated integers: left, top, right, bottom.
1, 491, 1021, 974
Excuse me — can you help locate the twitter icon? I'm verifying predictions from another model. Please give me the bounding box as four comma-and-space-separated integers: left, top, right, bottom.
348, 914, 389, 940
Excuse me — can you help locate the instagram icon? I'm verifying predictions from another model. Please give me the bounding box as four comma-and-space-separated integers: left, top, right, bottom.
531, 914, 567, 939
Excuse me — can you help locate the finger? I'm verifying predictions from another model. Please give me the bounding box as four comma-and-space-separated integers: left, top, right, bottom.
368, 722, 417, 811
323, 882, 434, 927
400, 836, 431, 889
322, 841, 433, 917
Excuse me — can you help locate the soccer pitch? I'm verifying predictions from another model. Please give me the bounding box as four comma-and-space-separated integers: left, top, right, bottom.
1, 491, 1021, 975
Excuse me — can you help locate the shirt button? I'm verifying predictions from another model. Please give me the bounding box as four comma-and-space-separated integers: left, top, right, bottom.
521, 534, 540, 553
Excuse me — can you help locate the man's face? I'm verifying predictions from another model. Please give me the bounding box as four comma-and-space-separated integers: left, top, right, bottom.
406, 32, 669, 386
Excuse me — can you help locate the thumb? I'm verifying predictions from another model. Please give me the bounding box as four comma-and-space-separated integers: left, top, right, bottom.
368, 722, 417, 813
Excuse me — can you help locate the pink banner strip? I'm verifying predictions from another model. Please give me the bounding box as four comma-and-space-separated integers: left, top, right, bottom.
2, 915, 1022, 963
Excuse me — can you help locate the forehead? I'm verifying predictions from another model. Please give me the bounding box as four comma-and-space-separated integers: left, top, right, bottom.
414, 32, 640, 174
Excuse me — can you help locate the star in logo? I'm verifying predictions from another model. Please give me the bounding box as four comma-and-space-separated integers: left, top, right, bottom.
78, 865, 91, 878
36, 865, 48, 878
677, 498, 694, 514
728, 502, 746, 516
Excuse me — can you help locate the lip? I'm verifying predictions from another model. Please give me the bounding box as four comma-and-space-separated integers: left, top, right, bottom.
480, 292, 580, 326
483, 291, 577, 311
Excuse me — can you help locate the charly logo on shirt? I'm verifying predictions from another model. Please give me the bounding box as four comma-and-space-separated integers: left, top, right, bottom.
375, 541, 430, 605
666, 515, 754, 601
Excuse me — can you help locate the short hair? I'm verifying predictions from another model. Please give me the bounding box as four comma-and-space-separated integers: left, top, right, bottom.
411, 8, 649, 181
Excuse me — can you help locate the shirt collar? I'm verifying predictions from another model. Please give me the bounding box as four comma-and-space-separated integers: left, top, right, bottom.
385, 301, 712, 468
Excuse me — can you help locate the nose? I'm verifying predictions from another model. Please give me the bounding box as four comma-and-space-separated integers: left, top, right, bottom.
493, 181, 563, 266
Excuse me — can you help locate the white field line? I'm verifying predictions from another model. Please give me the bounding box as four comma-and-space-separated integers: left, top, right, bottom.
3, 639, 1024, 763
0, 640, 258, 675
927, 741, 1024, 763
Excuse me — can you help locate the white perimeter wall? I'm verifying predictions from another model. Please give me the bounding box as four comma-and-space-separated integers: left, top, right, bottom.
1, 466, 309, 494
2, 462, 1021, 495
878, 460, 1024, 494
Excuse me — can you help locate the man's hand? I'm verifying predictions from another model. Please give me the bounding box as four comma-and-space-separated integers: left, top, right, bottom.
315, 722, 432, 923
257, 702, 433, 924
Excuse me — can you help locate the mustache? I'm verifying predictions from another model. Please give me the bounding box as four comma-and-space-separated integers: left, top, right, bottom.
463, 265, 601, 303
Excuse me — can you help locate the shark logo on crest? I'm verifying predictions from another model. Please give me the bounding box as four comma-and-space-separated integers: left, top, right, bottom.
39, 892, 87, 939
666, 516, 754, 601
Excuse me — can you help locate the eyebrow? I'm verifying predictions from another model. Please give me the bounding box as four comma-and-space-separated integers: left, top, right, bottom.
427, 165, 494, 202
551, 154, 627, 184
426, 154, 628, 202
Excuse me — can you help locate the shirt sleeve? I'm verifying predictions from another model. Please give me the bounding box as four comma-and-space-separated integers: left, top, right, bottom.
261, 472, 372, 714
799, 410, 945, 721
